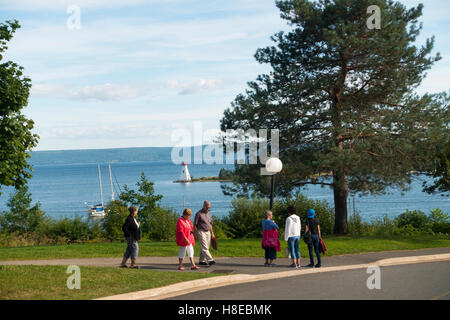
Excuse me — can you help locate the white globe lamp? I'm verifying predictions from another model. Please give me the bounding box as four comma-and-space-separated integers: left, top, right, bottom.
265, 158, 283, 210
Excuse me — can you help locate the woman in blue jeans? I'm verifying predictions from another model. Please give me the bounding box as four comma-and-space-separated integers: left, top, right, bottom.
284, 205, 301, 268
305, 209, 322, 268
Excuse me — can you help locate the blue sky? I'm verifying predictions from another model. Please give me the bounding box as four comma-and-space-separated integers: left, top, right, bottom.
0, 0, 449, 151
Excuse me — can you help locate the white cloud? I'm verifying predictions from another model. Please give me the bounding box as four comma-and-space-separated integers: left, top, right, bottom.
31, 83, 67, 97
166, 79, 226, 95
70, 83, 146, 101
0, 0, 174, 11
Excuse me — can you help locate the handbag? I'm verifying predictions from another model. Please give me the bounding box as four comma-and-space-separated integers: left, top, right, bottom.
303, 220, 312, 244
303, 231, 312, 244
211, 236, 218, 250
319, 237, 327, 255
285, 247, 292, 259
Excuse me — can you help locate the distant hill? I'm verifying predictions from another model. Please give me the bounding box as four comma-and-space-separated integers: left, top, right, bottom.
28, 146, 225, 165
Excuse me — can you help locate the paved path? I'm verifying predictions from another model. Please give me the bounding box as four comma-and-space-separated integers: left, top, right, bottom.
1, 247, 449, 275
167, 260, 450, 300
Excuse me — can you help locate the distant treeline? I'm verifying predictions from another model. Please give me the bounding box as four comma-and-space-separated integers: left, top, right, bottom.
28, 147, 174, 165
29, 145, 233, 166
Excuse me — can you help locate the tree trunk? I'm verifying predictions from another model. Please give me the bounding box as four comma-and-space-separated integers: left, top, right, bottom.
333, 171, 349, 234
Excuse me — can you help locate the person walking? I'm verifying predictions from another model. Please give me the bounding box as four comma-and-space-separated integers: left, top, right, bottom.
284, 205, 301, 268
194, 201, 216, 266
176, 208, 200, 271
262, 210, 281, 267
305, 209, 322, 268
120, 206, 141, 269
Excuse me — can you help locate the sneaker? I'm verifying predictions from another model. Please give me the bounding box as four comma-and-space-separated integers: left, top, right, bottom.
289, 263, 297, 268
198, 262, 209, 266
208, 261, 216, 266
264, 263, 269, 267
306, 263, 314, 268
119, 265, 128, 268
315, 264, 321, 268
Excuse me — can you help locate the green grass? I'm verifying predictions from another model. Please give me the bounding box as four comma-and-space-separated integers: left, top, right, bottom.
0, 235, 449, 261
0, 265, 221, 300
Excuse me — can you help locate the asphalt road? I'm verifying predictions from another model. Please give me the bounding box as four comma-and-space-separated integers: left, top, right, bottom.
167, 261, 450, 300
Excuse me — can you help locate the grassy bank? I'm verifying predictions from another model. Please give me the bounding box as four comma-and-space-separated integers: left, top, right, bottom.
1, 235, 449, 261
0, 265, 220, 300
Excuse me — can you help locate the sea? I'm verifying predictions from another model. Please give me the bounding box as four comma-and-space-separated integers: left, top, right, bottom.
0, 149, 448, 221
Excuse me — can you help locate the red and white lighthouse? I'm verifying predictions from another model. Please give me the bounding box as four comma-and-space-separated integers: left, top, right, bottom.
179, 162, 192, 182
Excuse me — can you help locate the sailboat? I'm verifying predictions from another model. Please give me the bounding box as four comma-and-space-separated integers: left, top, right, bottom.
86, 164, 116, 218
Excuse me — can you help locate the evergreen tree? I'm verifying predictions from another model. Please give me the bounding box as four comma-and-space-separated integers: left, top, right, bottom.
220, 0, 449, 234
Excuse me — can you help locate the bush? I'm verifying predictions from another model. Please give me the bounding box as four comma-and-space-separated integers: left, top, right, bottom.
147, 207, 178, 241
396, 210, 432, 231
220, 197, 268, 239
211, 216, 229, 240
429, 208, 450, 234
0, 184, 48, 234
348, 213, 369, 236
220, 193, 335, 239
273, 193, 335, 236
46, 216, 92, 243
102, 201, 130, 241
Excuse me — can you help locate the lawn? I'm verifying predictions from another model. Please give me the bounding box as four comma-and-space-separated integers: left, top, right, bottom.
0, 235, 449, 261
0, 265, 221, 300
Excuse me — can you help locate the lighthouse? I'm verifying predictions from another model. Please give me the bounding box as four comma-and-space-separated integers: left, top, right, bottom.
179, 162, 192, 182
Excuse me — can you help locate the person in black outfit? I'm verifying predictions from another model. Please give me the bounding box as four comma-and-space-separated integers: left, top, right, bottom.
120, 206, 141, 269
305, 209, 322, 268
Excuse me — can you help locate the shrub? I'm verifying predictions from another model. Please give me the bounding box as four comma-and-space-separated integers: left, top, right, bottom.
220, 193, 335, 239
396, 210, 432, 231
429, 208, 450, 234
273, 193, 335, 236
369, 215, 398, 236
0, 184, 48, 234
102, 201, 129, 241
147, 207, 178, 241
211, 216, 229, 240
46, 216, 92, 243
348, 213, 370, 236
220, 197, 268, 239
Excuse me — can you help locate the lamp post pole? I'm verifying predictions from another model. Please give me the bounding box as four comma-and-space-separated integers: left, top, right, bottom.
269, 174, 275, 210
265, 158, 282, 211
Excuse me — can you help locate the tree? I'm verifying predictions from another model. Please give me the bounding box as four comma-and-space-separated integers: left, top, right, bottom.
0, 183, 47, 234
423, 139, 450, 196
220, 0, 449, 234
0, 20, 39, 195
119, 172, 164, 236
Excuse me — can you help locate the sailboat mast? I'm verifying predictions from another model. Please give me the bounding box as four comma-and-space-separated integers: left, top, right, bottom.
98, 164, 104, 206
109, 164, 115, 201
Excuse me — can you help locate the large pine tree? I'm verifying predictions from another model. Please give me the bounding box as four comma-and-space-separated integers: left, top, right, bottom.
220, 0, 449, 234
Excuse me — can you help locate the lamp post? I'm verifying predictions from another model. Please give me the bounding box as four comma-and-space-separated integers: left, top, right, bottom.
265, 158, 283, 210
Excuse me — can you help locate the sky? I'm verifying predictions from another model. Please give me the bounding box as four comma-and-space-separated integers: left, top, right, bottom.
0, 0, 449, 151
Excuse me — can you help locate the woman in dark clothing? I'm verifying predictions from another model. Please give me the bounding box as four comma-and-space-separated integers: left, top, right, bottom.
120, 206, 141, 269
305, 209, 322, 268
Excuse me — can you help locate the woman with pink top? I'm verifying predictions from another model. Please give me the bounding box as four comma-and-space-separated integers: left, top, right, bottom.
176, 208, 200, 271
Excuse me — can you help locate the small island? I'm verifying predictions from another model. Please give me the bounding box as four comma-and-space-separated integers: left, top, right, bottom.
174, 168, 233, 183
174, 176, 232, 183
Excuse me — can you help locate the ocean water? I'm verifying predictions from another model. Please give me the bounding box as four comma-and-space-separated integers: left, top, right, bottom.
0, 160, 448, 221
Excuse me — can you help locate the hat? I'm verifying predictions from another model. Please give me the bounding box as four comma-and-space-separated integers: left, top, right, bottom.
307, 209, 315, 218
